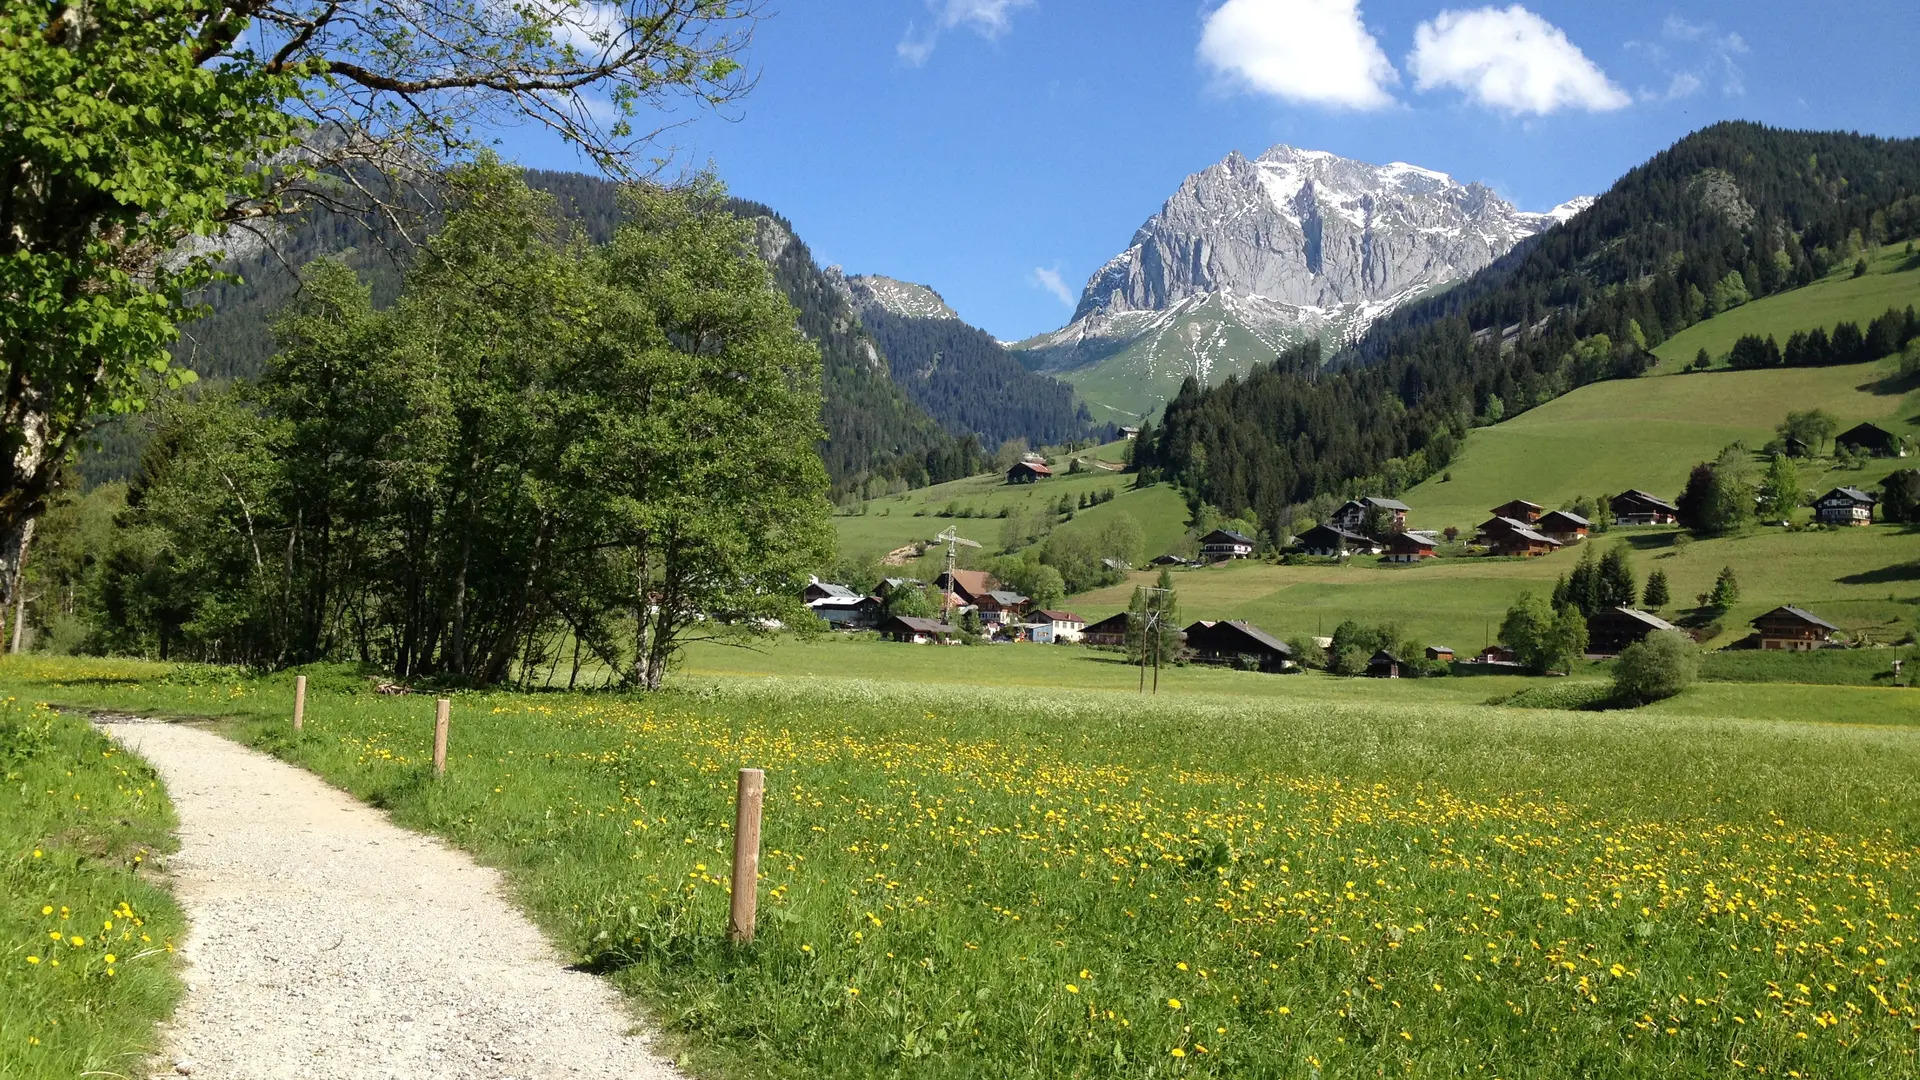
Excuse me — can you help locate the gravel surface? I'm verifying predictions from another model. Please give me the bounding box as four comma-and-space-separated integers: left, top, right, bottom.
100, 719, 688, 1080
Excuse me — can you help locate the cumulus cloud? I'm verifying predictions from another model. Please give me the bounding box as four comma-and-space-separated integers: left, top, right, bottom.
1198, 0, 1399, 110
1030, 266, 1076, 307
1408, 5, 1629, 114
898, 0, 1034, 67
1628, 16, 1748, 100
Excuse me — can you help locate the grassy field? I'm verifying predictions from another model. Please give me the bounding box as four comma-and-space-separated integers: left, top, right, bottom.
0, 694, 185, 1078
1396, 357, 1918, 538
1653, 247, 1920, 368
6, 655, 1919, 1079
1069, 523, 1920, 652
832, 440, 1189, 573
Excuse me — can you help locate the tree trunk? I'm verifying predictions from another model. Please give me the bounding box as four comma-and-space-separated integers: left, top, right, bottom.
630, 538, 653, 688
7, 518, 32, 653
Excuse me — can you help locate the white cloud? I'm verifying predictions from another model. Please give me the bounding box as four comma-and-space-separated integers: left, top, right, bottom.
898, 0, 1034, 67
1197, 0, 1399, 110
1408, 5, 1630, 114
1030, 266, 1075, 307
1630, 16, 1747, 100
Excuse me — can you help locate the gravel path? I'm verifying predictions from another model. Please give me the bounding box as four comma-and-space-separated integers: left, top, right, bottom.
99, 718, 687, 1080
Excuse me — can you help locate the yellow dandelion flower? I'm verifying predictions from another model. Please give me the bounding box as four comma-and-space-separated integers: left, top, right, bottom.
1167, 998, 1182, 1010
1169, 1048, 1185, 1058
41, 906, 52, 915
1065, 984, 1079, 993
26, 956, 40, 965
104, 954, 116, 964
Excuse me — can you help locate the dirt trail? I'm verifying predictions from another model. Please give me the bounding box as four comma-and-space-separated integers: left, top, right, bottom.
99, 718, 686, 1080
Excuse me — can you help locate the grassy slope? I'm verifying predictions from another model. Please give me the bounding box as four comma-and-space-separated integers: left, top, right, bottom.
1652, 247, 1920, 367
1071, 523, 1918, 652
832, 441, 1189, 576
0, 693, 185, 1078
7, 656, 1920, 1079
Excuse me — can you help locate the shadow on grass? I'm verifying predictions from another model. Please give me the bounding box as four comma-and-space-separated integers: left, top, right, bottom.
1838, 560, 1920, 586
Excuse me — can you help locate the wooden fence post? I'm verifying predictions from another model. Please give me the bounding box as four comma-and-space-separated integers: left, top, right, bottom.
433, 698, 450, 777
729, 768, 765, 943
293, 675, 307, 732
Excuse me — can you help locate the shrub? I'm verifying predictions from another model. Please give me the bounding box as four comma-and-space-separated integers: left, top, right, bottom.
1612, 630, 1700, 705
1498, 682, 1615, 711
1331, 646, 1368, 676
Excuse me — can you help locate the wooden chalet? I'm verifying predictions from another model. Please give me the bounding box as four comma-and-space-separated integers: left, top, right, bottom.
808, 594, 881, 629
1487, 525, 1562, 557
1197, 528, 1257, 560
934, 569, 998, 606
1489, 499, 1544, 523
975, 589, 1031, 625
1474, 515, 1530, 543
803, 579, 860, 604
1814, 487, 1876, 525
1080, 612, 1132, 647
1479, 644, 1517, 665
1611, 490, 1678, 526
1383, 530, 1439, 563
1007, 460, 1053, 483
1586, 606, 1679, 656
1837, 422, 1904, 458
1535, 510, 1590, 544
1365, 650, 1401, 678
1119, 426, 1141, 440
1332, 496, 1411, 534
1182, 620, 1292, 672
1294, 524, 1377, 557
1425, 645, 1455, 662
879, 615, 961, 644
1750, 606, 1839, 651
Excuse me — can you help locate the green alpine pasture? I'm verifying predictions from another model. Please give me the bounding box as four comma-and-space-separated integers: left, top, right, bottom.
0, 694, 185, 1079
5, 656, 1919, 1079
1653, 247, 1920, 369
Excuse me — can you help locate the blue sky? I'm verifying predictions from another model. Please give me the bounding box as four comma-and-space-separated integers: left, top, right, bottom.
505, 0, 1919, 342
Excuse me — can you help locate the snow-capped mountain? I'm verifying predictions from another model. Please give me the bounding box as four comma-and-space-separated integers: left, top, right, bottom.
1013, 145, 1590, 421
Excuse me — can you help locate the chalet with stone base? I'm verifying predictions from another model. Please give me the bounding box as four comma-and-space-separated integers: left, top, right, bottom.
1814, 487, 1876, 525
1611, 490, 1679, 526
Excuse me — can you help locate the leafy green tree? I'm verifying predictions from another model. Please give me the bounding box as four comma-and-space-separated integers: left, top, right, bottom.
1501, 593, 1588, 675
1777, 410, 1839, 456
1612, 630, 1700, 704
885, 586, 938, 619
1760, 454, 1802, 520
1287, 636, 1328, 670
959, 607, 984, 639
1643, 569, 1671, 609
0, 0, 754, 623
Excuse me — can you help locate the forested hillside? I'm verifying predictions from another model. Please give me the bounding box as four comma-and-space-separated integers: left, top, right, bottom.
858, 306, 1097, 449
94, 172, 991, 500
1144, 122, 1920, 541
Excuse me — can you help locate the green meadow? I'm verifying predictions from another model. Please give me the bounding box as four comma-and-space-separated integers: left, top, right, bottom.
0, 697, 185, 1079
1653, 246, 1920, 368
5, 655, 1919, 1079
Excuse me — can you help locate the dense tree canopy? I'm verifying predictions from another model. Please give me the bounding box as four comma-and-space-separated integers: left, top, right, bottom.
83, 166, 831, 686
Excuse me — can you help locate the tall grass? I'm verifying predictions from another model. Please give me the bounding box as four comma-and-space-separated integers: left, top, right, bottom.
7, 658, 1920, 1078
0, 694, 184, 1078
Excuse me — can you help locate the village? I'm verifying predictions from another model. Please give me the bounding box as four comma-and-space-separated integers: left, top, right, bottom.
804, 423, 1912, 676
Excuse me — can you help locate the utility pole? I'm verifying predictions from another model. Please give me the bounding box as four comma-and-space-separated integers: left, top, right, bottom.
1138, 586, 1171, 694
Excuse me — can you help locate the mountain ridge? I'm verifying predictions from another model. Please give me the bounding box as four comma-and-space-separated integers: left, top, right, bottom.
1013, 144, 1590, 420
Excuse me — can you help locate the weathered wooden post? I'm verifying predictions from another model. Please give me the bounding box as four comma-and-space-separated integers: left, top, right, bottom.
433, 698, 450, 777
729, 768, 765, 943
293, 675, 307, 732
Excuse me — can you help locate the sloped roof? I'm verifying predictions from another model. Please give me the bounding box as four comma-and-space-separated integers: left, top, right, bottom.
1613, 489, 1678, 511
1839, 422, 1896, 442
1596, 606, 1678, 631
1200, 528, 1257, 545
1297, 524, 1371, 545
810, 582, 859, 599
1819, 486, 1876, 504
1754, 606, 1840, 631
1369, 650, 1400, 663
1490, 499, 1544, 513
1387, 531, 1437, 550
939, 569, 997, 596
1010, 460, 1052, 475
887, 616, 958, 634
1493, 527, 1560, 546
984, 590, 1029, 606
1036, 610, 1084, 623
1478, 515, 1534, 532
1363, 496, 1412, 511
1186, 619, 1291, 657
1082, 612, 1133, 633
1538, 510, 1590, 528
808, 595, 875, 610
